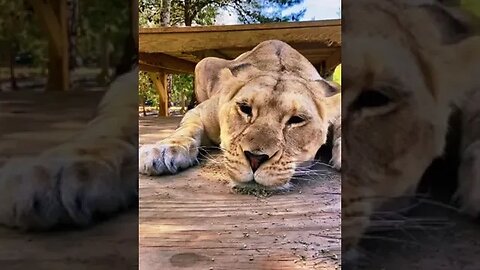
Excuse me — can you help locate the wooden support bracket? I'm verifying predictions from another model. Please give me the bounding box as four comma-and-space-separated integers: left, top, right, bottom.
149, 72, 169, 116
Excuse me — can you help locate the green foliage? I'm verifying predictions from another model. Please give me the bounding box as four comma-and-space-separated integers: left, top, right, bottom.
0, 0, 131, 73
171, 74, 194, 105
0, 0, 47, 67
228, 0, 306, 23
78, 0, 131, 67
138, 71, 159, 107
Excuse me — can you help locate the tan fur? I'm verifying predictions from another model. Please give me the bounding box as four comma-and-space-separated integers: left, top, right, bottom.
342, 0, 480, 251
139, 40, 341, 188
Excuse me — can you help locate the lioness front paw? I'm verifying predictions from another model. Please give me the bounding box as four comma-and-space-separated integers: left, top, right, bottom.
0, 140, 137, 230
330, 137, 341, 170
139, 138, 199, 176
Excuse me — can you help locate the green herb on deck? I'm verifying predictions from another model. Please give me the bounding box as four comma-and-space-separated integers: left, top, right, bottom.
232, 184, 274, 198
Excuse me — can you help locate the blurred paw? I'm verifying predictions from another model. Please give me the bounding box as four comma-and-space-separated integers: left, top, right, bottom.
139, 138, 198, 176
0, 140, 137, 230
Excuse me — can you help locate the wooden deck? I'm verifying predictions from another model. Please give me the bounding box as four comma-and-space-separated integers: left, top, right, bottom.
0, 91, 138, 269
139, 117, 341, 270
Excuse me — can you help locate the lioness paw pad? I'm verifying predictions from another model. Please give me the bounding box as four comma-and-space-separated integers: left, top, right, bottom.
139, 140, 198, 176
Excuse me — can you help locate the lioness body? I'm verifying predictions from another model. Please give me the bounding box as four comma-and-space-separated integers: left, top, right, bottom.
139, 40, 341, 187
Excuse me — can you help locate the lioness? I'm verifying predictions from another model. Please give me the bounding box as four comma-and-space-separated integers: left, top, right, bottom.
139, 40, 341, 188
342, 0, 480, 252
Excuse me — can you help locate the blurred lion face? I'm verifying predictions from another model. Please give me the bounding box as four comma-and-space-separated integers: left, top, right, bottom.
341, 0, 480, 250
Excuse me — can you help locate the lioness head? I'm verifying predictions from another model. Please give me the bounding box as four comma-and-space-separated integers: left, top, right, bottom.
195, 40, 340, 188
342, 0, 480, 250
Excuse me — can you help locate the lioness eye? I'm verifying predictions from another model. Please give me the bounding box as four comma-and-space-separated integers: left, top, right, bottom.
287, 116, 305, 125
353, 89, 391, 109
238, 103, 252, 116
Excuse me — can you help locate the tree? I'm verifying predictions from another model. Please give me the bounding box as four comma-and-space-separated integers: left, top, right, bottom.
0, 0, 30, 90
79, 0, 131, 84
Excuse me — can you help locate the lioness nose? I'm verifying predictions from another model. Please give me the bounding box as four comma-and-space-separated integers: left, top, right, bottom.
244, 151, 270, 172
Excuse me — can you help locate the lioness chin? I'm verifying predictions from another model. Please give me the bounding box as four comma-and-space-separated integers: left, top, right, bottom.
139, 40, 341, 188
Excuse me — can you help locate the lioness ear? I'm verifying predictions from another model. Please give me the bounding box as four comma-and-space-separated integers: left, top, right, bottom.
309, 79, 341, 122
194, 57, 231, 103
217, 68, 247, 104
322, 93, 341, 124
312, 79, 341, 97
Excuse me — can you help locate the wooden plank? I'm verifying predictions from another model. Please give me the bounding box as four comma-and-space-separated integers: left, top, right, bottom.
45, 0, 69, 91
139, 117, 341, 270
140, 20, 341, 34
140, 52, 196, 74
149, 72, 168, 116
140, 22, 340, 54
325, 49, 341, 72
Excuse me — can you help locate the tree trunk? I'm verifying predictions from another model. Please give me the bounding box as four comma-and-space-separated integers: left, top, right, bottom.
97, 29, 110, 85
182, 5, 197, 110
67, 0, 78, 70
9, 45, 17, 91
160, 0, 172, 116
160, 0, 170, 26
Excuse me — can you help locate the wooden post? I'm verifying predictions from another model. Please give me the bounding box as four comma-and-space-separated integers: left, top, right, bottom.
30, 0, 69, 91
149, 72, 169, 116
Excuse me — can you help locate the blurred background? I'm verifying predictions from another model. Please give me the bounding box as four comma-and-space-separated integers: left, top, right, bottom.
0, 0, 135, 93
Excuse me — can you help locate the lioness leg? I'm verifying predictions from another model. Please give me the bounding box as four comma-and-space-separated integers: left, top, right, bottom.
138, 109, 205, 175
138, 96, 220, 176
0, 70, 138, 229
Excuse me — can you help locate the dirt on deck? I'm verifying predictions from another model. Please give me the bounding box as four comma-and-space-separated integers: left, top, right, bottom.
0, 91, 138, 270
139, 116, 342, 270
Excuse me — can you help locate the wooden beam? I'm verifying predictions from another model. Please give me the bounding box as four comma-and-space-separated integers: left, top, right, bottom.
139, 62, 191, 75
325, 48, 341, 72
149, 72, 168, 116
29, 0, 63, 57
140, 52, 196, 74
140, 21, 341, 54
32, 0, 69, 91
190, 49, 232, 61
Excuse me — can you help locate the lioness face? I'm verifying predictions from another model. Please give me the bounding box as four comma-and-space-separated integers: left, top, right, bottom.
218, 73, 331, 188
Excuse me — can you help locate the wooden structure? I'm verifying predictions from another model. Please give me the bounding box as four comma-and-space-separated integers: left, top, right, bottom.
29, 0, 70, 91
139, 20, 341, 116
